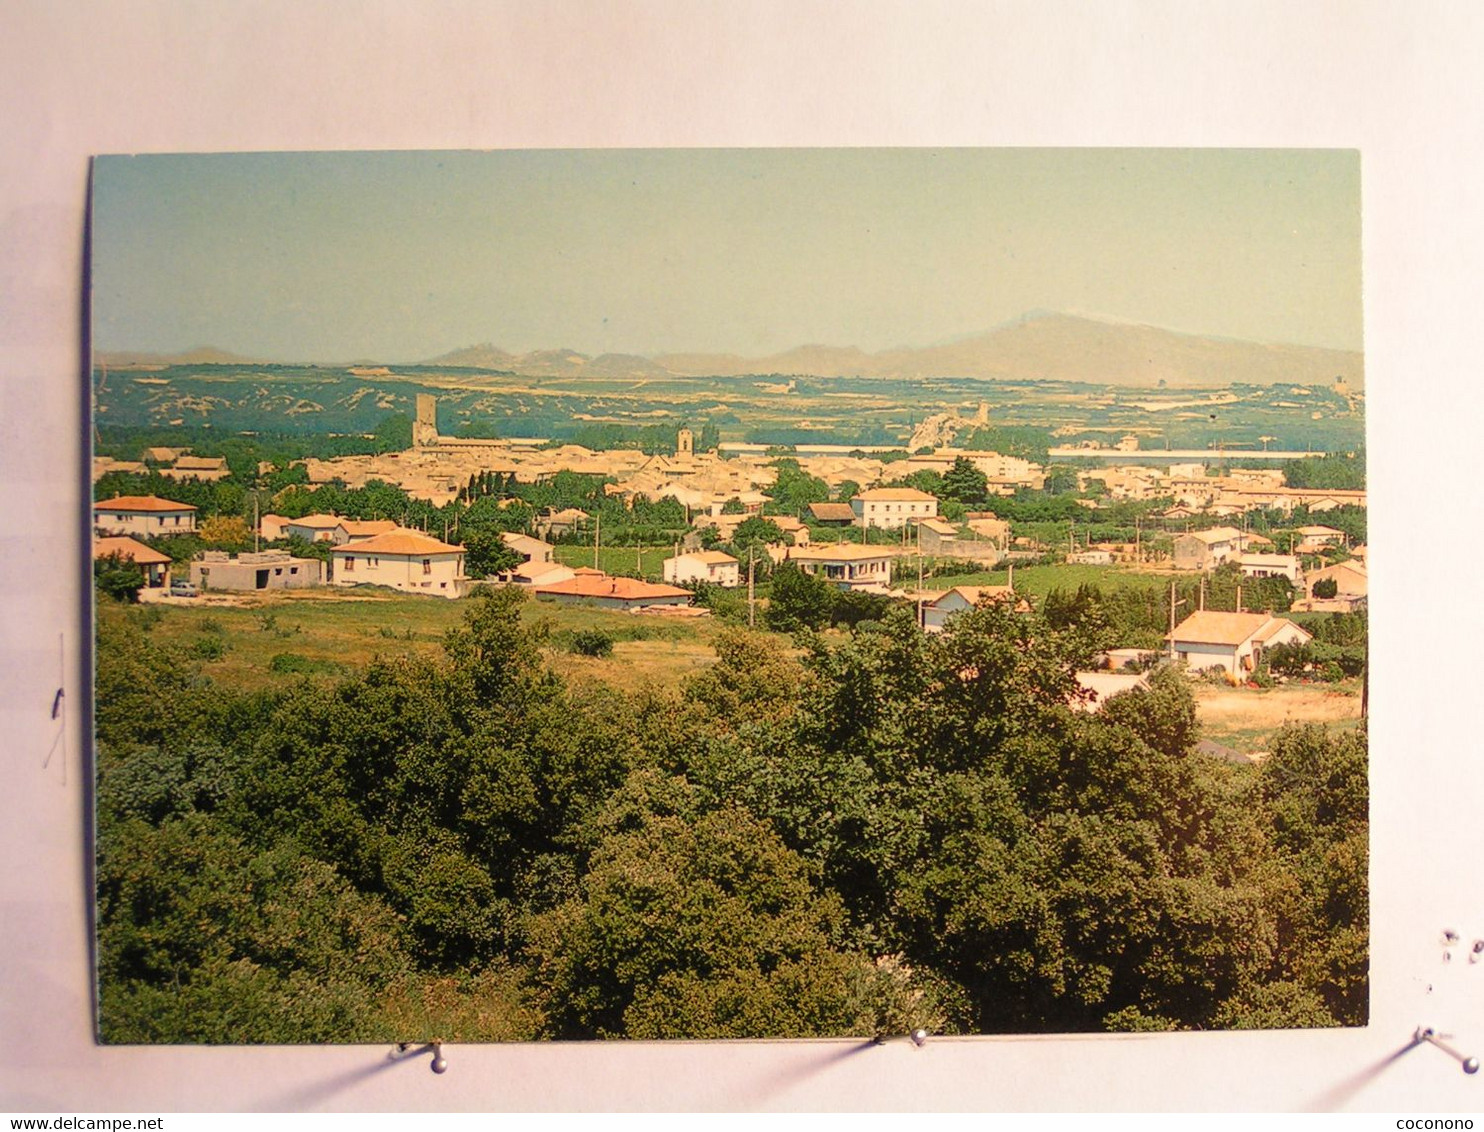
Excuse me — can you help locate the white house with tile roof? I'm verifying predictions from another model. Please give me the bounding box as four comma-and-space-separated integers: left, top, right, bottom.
1167, 610, 1312, 676
331, 529, 467, 598
93, 495, 198, 538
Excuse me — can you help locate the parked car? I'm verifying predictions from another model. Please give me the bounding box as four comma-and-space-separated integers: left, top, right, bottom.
169, 579, 199, 597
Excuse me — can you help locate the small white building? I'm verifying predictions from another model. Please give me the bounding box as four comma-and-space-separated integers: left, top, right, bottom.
93, 495, 198, 538
1068, 549, 1115, 566
1167, 610, 1313, 677
1294, 524, 1347, 554
921, 585, 1024, 633
1073, 670, 1151, 711
663, 550, 740, 587
1236, 553, 1303, 585
283, 513, 346, 542
331, 529, 467, 598
787, 544, 896, 592
851, 487, 939, 530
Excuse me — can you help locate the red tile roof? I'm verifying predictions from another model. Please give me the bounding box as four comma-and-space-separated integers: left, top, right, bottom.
1168, 610, 1311, 647
534, 575, 690, 601
93, 536, 171, 565
94, 495, 196, 513
332, 530, 463, 555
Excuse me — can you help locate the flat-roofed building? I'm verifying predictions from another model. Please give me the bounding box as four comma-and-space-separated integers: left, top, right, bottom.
786, 544, 895, 592
191, 550, 324, 592
93, 495, 198, 538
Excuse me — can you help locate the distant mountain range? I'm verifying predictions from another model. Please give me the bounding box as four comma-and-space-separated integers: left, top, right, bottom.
98, 312, 1364, 388
96, 346, 262, 368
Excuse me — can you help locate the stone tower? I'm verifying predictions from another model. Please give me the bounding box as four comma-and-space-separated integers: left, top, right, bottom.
413, 393, 439, 449
676, 427, 694, 457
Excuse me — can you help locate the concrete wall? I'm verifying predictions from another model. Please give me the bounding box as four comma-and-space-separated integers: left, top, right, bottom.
191, 554, 323, 591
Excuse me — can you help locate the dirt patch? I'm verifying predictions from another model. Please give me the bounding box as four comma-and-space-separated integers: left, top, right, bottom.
1193, 681, 1363, 754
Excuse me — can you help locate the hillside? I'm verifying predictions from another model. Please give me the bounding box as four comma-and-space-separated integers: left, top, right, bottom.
95, 346, 263, 368
425, 312, 1362, 388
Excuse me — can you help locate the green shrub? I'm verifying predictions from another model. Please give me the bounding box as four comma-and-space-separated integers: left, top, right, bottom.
269, 652, 340, 675
192, 636, 226, 661
570, 629, 614, 658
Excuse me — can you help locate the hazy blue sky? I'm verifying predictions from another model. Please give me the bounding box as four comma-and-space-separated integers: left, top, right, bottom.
91, 149, 1361, 362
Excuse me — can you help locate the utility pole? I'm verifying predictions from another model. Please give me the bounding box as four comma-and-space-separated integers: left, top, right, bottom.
747, 549, 756, 629
1168, 581, 1187, 659
254, 495, 260, 553
593, 511, 600, 571
1199, 576, 1205, 611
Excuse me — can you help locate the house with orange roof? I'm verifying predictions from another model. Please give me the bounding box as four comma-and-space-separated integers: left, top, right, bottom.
1167, 610, 1313, 677
330, 529, 467, 598
93, 536, 172, 588
1294, 560, 1368, 613
663, 550, 740, 587
259, 513, 292, 542
283, 514, 347, 542
93, 494, 197, 538
530, 573, 693, 611
336, 519, 399, 543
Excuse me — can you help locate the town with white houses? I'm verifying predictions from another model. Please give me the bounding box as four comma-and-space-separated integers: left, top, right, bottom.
93, 393, 1366, 686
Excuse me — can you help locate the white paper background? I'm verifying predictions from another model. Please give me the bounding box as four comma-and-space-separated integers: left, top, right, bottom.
2, 0, 1481, 1113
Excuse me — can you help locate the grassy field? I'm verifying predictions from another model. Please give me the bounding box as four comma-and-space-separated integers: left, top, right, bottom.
552, 544, 672, 579
906, 562, 1172, 598
114, 580, 1360, 746
121, 586, 736, 693
1192, 680, 1365, 755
